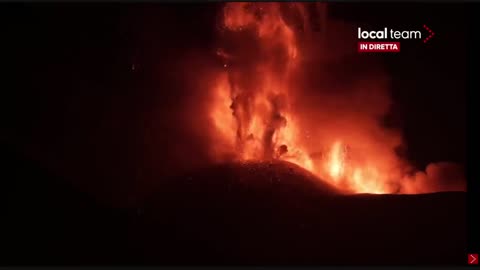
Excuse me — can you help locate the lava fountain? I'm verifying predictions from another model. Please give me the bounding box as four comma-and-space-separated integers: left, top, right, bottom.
207, 2, 465, 194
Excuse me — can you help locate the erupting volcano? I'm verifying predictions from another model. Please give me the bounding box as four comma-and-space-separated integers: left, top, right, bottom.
2, 2, 468, 265
207, 2, 465, 194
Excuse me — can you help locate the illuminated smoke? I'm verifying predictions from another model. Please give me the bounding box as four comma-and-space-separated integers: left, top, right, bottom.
203, 2, 465, 194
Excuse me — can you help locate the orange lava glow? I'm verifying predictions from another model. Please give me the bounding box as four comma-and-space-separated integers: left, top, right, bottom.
326, 141, 345, 182
205, 2, 465, 194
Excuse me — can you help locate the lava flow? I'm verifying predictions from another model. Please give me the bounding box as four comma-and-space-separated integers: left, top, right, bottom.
207, 2, 465, 194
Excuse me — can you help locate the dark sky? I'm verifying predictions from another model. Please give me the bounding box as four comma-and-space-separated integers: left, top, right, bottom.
329, 3, 467, 167
1, 3, 468, 204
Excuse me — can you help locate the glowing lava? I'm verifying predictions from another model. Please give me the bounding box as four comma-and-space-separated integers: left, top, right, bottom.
205, 2, 465, 194
326, 141, 345, 182
209, 2, 387, 193
212, 3, 307, 165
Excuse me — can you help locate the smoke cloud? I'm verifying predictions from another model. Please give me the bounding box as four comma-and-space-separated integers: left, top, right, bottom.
179, 3, 466, 194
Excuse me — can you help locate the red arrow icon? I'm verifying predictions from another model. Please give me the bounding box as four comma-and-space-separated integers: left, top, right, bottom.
469, 253, 478, 265
423, 25, 435, 43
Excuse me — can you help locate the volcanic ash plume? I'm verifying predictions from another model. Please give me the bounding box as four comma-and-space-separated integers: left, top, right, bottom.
213, 3, 300, 162
206, 2, 465, 194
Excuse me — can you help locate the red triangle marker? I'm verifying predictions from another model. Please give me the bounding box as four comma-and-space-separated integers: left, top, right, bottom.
468, 254, 478, 265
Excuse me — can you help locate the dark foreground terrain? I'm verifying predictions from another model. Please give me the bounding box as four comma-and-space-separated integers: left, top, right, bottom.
3, 149, 466, 265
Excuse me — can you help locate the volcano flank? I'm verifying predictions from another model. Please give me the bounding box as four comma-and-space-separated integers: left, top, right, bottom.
3, 149, 466, 265
163, 160, 342, 198
136, 161, 466, 265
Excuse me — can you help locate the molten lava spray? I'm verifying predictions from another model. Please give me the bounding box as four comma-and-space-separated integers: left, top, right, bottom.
207, 2, 465, 194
